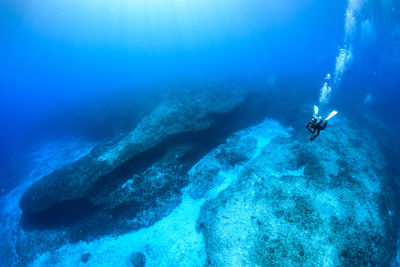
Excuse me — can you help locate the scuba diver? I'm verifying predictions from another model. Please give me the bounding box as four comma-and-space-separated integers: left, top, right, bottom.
306, 105, 337, 141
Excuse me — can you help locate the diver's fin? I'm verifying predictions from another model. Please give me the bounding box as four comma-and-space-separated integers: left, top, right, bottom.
314, 105, 319, 115
325, 110, 338, 121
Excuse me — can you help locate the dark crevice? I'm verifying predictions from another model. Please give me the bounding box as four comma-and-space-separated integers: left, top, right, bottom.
19, 91, 270, 240
20, 198, 99, 230
89, 90, 270, 201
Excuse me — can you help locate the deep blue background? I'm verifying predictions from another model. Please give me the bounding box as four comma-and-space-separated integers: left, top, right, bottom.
0, 0, 399, 194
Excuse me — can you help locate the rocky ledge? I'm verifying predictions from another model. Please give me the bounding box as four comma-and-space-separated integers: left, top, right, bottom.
196, 116, 399, 266
13, 84, 400, 265
16, 84, 270, 263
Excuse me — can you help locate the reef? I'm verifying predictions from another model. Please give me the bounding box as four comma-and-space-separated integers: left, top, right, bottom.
0, 84, 398, 266
197, 118, 399, 266
15, 84, 270, 263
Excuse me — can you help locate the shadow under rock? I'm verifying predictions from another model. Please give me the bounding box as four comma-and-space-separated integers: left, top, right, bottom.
20, 198, 99, 231
19, 90, 271, 242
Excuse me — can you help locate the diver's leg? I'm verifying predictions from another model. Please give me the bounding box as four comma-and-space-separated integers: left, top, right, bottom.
310, 130, 320, 141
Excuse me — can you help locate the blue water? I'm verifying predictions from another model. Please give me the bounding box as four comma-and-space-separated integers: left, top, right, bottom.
0, 0, 346, 163
0, 0, 400, 265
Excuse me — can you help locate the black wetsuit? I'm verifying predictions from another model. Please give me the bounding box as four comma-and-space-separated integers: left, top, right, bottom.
306, 119, 327, 141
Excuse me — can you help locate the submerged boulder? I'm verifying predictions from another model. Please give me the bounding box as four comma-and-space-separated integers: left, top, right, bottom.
80, 253, 91, 263
130, 251, 146, 267
19, 86, 247, 215
16, 83, 272, 263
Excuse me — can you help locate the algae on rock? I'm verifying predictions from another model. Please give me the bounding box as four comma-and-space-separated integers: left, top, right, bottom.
197, 117, 399, 266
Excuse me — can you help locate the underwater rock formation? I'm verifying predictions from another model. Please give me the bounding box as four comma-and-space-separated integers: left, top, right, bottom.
16, 84, 271, 263
8, 85, 399, 265
196, 117, 399, 266
130, 251, 146, 267
80, 252, 91, 263
19, 86, 247, 215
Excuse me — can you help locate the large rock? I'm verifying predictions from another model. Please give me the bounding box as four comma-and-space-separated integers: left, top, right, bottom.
197, 117, 399, 266
130, 251, 146, 267
16, 84, 272, 263
9, 100, 400, 265
19, 85, 247, 215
